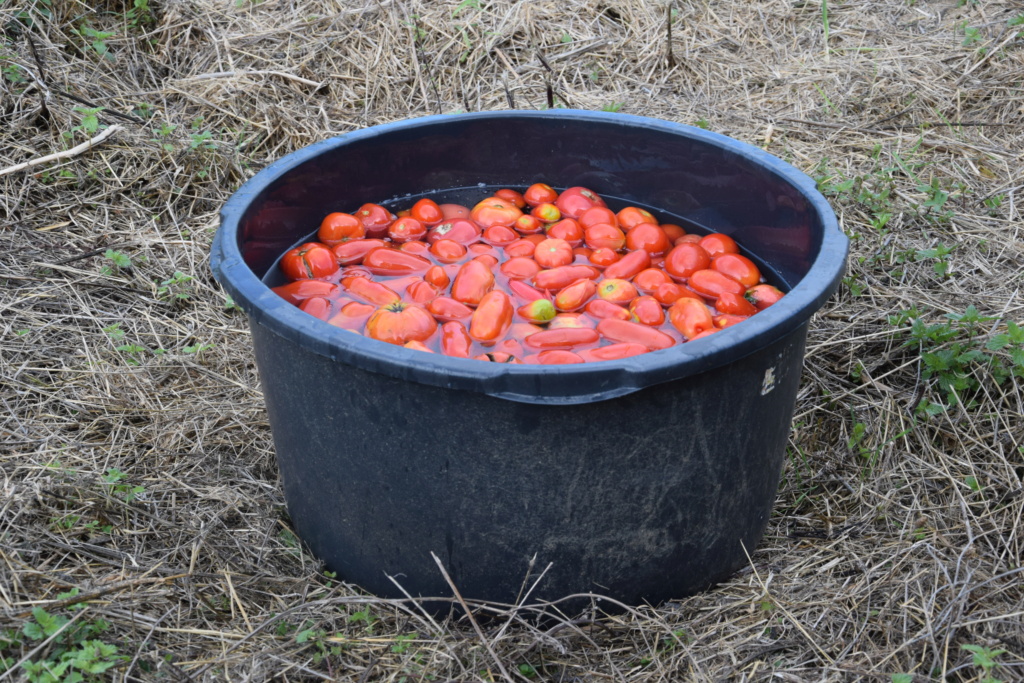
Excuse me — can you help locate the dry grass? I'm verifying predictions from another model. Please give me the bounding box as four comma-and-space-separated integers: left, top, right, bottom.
2, 0, 1024, 680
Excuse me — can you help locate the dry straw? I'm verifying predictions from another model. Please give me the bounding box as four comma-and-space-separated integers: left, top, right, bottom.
1, 0, 1022, 680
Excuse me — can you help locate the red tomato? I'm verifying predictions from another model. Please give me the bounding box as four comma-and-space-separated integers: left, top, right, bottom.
355, 203, 394, 238
298, 296, 333, 321
365, 302, 437, 345
439, 203, 471, 219
333, 239, 388, 266
341, 276, 401, 306
388, 217, 427, 243
440, 320, 473, 357
548, 313, 596, 330
699, 233, 739, 257
669, 298, 715, 339
578, 206, 619, 229
597, 278, 638, 305
660, 223, 686, 243
327, 301, 375, 331
404, 340, 434, 353
579, 343, 649, 362
712, 253, 761, 288
472, 253, 499, 269
280, 242, 339, 281
625, 223, 672, 256
405, 279, 439, 304
534, 238, 575, 269
531, 202, 561, 223
689, 269, 746, 299
500, 257, 541, 281
588, 247, 620, 268
427, 297, 473, 322
533, 265, 600, 291
424, 265, 450, 289
483, 224, 518, 246
555, 186, 605, 219
546, 218, 584, 246
523, 182, 558, 207
400, 241, 430, 256
524, 327, 600, 349
363, 247, 432, 276
616, 206, 657, 231
469, 290, 514, 341
508, 279, 548, 303
272, 280, 340, 306
653, 282, 700, 306
664, 242, 711, 280
602, 249, 650, 280
495, 188, 527, 208
584, 223, 626, 251
585, 298, 631, 321
427, 218, 481, 246
629, 296, 666, 326
470, 196, 523, 228
515, 214, 545, 234
745, 284, 784, 310
554, 278, 598, 312
517, 298, 557, 323
410, 198, 444, 226
318, 213, 365, 246
596, 318, 674, 350
715, 313, 751, 329
504, 239, 537, 259
450, 259, 495, 306
633, 268, 672, 294
716, 291, 757, 316
534, 349, 586, 364
429, 239, 468, 263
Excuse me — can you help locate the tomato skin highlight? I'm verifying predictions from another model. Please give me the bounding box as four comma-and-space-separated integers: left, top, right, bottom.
410, 197, 444, 226
602, 249, 651, 280
355, 203, 394, 238
523, 182, 558, 207
597, 318, 674, 350
555, 186, 605, 219
669, 298, 715, 340
625, 222, 672, 255
699, 233, 739, 257
273, 280, 340, 306
588, 247, 620, 268
633, 268, 672, 294
545, 218, 584, 246
451, 259, 496, 306
469, 290, 515, 342
524, 327, 600, 350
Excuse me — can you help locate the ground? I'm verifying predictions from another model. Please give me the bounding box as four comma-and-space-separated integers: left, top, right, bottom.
1, 0, 1023, 680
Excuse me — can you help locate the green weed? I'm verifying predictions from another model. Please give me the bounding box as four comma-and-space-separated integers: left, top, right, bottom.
961, 643, 1006, 683
74, 24, 116, 61
0, 606, 123, 681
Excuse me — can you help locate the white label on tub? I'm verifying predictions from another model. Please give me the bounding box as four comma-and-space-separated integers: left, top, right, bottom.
761, 367, 776, 395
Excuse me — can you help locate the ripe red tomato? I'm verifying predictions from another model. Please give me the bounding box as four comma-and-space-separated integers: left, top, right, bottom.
711, 253, 761, 288
363, 247, 432, 276
495, 188, 527, 208
272, 280, 340, 305
629, 296, 665, 326
554, 278, 597, 312
428, 239, 468, 263
664, 243, 711, 280
533, 265, 600, 291
318, 213, 365, 246
745, 284, 784, 310
299, 296, 333, 321
534, 238, 575, 269
699, 233, 739, 257
545, 218, 584, 246
355, 203, 394, 238
524, 327, 600, 349
523, 183, 558, 207
366, 302, 437, 345
439, 203, 471, 219
450, 258, 495, 306
633, 268, 672, 294
555, 186, 605, 219
388, 217, 427, 243
596, 318, 674, 350
483, 224, 518, 246
669, 298, 715, 339
471, 196, 523, 228
716, 291, 757, 316
579, 343, 649, 362
340, 276, 401, 307
688, 269, 746, 300
517, 298, 557, 323
469, 290, 514, 341
616, 206, 657, 231
504, 239, 536, 259
427, 296, 473, 322
500, 257, 541, 280
585, 298, 631, 321
602, 249, 650, 280
424, 265, 450, 289
280, 242, 339, 281
584, 223, 626, 251
333, 239, 388, 266
515, 214, 545, 234
597, 278, 638, 305
588, 247, 620, 268
410, 198, 444, 226
327, 301, 375, 331
534, 349, 585, 364
625, 223, 671, 255
578, 206, 619, 229
427, 218, 481, 246
440, 320, 473, 357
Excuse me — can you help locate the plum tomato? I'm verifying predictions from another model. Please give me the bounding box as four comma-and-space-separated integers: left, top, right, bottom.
400, 240, 430, 256
341, 276, 401, 306
633, 268, 672, 294
745, 284, 784, 310
450, 258, 495, 306
711, 253, 762, 288
523, 182, 558, 207
524, 327, 600, 349
387, 216, 427, 243
469, 290, 514, 342
470, 196, 523, 228
669, 297, 715, 339
653, 282, 700, 306
483, 224, 518, 246
508, 279, 548, 303
404, 340, 434, 353
495, 188, 527, 209
355, 203, 394, 238
410, 197, 444, 226
699, 233, 739, 257
585, 298, 631, 321
365, 301, 437, 345
504, 239, 537, 259
597, 318, 674, 350
554, 278, 598, 312
535, 349, 586, 365
578, 206, 619, 229
439, 203, 471, 219
333, 239, 388, 266
424, 265, 450, 289
427, 218, 481, 245
688, 269, 746, 300
440, 320, 473, 357
429, 239, 468, 263
363, 247, 432, 276
579, 342, 649, 362
318, 212, 365, 246
555, 186, 605, 219
272, 279, 340, 306
534, 238, 575, 269
545, 218, 584, 246
280, 242, 339, 281
517, 298, 557, 323
629, 296, 666, 326
298, 296, 333, 321
533, 265, 600, 291
405, 279, 439, 304
500, 257, 542, 280
602, 249, 650, 280
588, 247, 620, 268
716, 290, 757, 316
715, 313, 751, 329
327, 301, 376, 331
664, 242, 711, 280
427, 296, 473, 322
548, 313, 596, 330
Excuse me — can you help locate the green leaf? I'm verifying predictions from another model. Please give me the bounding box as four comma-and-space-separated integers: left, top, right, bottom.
891, 675, 914, 683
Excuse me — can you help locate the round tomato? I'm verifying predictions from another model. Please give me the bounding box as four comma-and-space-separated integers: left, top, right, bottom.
625, 223, 672, 256
280, 242, 339, 281
664, 242, 711, 280
354, 203, 394, 238
410, 197, 444, 226
555, 186, 605, 219
584, 223, 626, 251
534, 238, 575, 269
470, 196, 523, 228
523, 182, 558, 207
366, 302, 437, 345
388, 217, 427, 243
318, 213, 365, 246
427, 218, 481, 246
616, 206, 657, 231
699, 233, 739, 257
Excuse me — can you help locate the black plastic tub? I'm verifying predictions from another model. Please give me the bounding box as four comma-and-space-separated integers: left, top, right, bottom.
211, 110, 847, 610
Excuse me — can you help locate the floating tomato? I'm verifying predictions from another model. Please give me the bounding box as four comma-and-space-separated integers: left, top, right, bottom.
597, 318, 674, 350
602, 249, 650, 280
450, 258, 495, 306
712, 253, 761, 288
411, 197, 444, 226
318, 213, 365, 246
366, 302, 437, 345
333, 239, 388, 266
688, 269, 746, 300
745, 284, 784, 310
355, 203, 394, 238
469, 290, 514, 342
471, 196, 523, 228
280, 242, 339, 281
523, 182, 558, 207
272, 279, 340, 306
440, 320, 473, 357
363, 247, 432, 276
699, 233, 739, 257
664, 242, 711, 280
388, 217, 427, 243
534, 238, 574, 269
555, 186, 605, 219
669, 298, 715, 339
